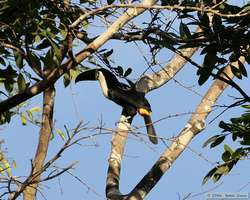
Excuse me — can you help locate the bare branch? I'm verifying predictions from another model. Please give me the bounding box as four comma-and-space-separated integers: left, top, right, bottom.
106, 115, 133, 199
71, 3, 250, 28
10, 121, 85, 200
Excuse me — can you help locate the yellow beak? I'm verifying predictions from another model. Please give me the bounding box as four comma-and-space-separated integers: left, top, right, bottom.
138, 108, 151, 116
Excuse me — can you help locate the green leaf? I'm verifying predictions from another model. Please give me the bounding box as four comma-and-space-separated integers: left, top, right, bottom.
17, 73, 26, 92
50, 132, 55, 140
47, 37, 62, 62
56, 129, 66, 140
12, 160, 17, 169
124, 68, 132, 77
212, 173, 222, 183
35, 35, 41, 43
29, 106, 41, 113
210, 135, 226, 148
103, 49, 113, 58
37, 39, 51, 49
4, 81, 14, 93
60, 29, 68, 39
116, 66, 123, 76
0, 57, 5, 65
42, 49, 54, 68
0, 111, 12, 125
230, 65, 242, 79
202, 167, 217, 185
69, 68, 81, 80
203, 135, 221, 148
240, 140, 250, 145
63, 72, 71, 87
204, 52, 217, 67
107, 0, 115, 5
238, 60, 247, 77
222, 151, 231, 162
26, 110, 33, 121
229, 53, 240, 62
2, 159, 11, 176
245, 55, 250, 65
179, 22, 191, 39
219, 3, 225, 9
14, 51, 23, 69
20, 113, 27, 125
198, 13, 209, 28
212, 15, 222, 32
198, 67, 212, 85
219, 121, 229, 130
198, 52, 217, 85
28, 53, 41, 70
224, 144, 233, 155
232, 148, 245, 159
216, 165, 229, 175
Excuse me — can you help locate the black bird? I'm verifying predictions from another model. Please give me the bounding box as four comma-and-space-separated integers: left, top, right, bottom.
75, 68, 158, 144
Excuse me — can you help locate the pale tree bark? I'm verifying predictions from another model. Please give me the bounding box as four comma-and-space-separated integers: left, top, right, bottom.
106, 46, 245, 199
135, 44, 199, 93
126, 57, 244, 199
22, 87, 55, 200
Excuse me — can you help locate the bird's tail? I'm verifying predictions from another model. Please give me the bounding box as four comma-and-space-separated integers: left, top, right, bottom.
143, 115, 158, 144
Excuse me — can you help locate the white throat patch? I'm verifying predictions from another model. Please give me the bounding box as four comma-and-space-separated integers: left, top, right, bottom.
97, 72, 109, 98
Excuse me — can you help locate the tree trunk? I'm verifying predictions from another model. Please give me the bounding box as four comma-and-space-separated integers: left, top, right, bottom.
23, 86, 55, 200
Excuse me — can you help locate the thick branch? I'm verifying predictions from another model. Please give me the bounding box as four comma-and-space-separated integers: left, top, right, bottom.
135, 46, 198, 93
127, 57, 245, 199
135, 27, 201, 93
22, 86, 55, 200
106, 115, 132, 200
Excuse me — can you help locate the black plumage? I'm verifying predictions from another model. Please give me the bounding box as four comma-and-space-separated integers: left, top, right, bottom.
75, 68, 158, 144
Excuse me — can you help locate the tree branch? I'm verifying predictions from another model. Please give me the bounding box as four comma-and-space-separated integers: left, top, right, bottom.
126, 57, 244, 199
135, 44, 199, 93
22, 86, 55, 200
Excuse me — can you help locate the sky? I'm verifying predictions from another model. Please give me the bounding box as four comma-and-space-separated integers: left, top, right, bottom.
1, 1, 250, 200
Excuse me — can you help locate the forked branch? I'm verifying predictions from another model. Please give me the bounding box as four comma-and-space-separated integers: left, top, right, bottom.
126, 57, 244, 199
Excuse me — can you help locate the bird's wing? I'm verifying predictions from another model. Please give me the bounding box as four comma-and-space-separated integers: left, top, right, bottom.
108, 87, 150, 110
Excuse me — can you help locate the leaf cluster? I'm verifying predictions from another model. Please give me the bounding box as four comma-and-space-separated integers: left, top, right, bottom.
203, 105, 250, 183
178, 3, 250, 85
0, 0, 94, 123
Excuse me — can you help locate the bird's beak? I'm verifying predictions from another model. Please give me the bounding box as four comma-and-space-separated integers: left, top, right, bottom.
138, 108, 151, 116
75, 69, 98, 83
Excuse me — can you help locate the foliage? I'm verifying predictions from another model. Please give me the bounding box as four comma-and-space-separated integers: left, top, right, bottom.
0, 0, 91, 123
151, 1, 250, 86
203, 105, 250, 183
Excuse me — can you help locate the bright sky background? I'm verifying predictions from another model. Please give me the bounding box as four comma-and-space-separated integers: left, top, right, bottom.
1, 0, 250, 199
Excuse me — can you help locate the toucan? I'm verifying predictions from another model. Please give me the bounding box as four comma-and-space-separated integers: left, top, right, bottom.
75, 68, 158, 144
